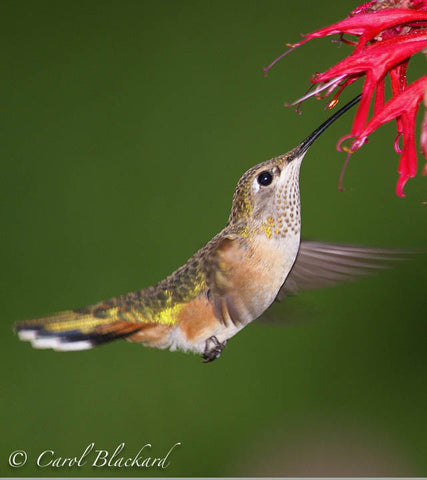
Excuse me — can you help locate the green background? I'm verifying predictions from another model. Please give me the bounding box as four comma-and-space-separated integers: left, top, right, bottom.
1, 0, 426, 476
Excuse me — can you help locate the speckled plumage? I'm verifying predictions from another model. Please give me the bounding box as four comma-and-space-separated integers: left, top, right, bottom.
16, 97, 398, 359
15, 148, 304, 354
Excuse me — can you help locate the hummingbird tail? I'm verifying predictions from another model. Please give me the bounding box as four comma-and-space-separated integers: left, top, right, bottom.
14, 310, 143, 351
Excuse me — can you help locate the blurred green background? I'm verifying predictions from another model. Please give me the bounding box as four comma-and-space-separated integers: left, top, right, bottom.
1, 0, 426, 477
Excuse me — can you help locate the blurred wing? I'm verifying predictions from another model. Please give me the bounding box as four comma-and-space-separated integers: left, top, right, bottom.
275, 240, 410, 301
204, 233, 258, 326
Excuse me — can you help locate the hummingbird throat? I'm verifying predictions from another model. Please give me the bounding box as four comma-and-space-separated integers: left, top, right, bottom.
259, 95, 361, 240
261, 154, 303, 240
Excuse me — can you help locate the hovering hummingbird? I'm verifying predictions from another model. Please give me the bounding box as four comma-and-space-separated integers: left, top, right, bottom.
15, 96, 400, 362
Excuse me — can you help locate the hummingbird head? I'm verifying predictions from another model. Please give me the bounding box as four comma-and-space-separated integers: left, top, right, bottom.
227, 148, 305, 238
227, 95, 360, 239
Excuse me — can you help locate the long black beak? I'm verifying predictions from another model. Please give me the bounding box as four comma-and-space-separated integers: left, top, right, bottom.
296, 94, 361, 156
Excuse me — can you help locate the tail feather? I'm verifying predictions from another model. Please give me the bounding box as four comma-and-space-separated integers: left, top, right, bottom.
15, 311, 143, 351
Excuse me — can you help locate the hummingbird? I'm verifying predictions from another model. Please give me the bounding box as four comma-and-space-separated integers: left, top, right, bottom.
14, 96, 400, 362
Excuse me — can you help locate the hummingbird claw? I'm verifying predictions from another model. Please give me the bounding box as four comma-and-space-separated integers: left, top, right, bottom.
201, 336, 227, 363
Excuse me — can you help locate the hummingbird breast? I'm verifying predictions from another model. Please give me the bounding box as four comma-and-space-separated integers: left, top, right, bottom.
242, 232, 301, 315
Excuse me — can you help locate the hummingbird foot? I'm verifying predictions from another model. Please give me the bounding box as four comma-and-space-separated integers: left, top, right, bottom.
201, 336, 227, 363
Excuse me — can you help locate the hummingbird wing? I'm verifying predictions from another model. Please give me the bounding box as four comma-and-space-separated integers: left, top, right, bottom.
203, 235, 244, 326
275, 241, 409, 301
203, 232, 262, 326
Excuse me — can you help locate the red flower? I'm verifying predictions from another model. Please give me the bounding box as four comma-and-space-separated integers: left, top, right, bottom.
265, 0, 427, 197
353, 74, 427, 195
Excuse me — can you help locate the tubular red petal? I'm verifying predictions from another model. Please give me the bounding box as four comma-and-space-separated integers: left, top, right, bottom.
398, 114, 418, 177
349, 75, 378, 136
421, 109, 427, 158
313, 32, 427, 83
394, 132, 404, 154
268, 1, 427, 197
264, 9, 427, 75
396, 174, 409, 197
355, 75, 427, 139
422, 89, 427, 158
352, 77, 427, 197
312, 36, 426, 134
374, 78, 385, 115
303, 9, 427, 50
389, 62, 409, 135
396, 127, 417, 197
389, 61, 408, 96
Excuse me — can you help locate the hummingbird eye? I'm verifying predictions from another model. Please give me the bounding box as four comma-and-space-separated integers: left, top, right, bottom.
257, 171, 273, 187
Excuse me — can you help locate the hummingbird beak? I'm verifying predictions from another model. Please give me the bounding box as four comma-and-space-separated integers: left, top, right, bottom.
291, 94, 361, 159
